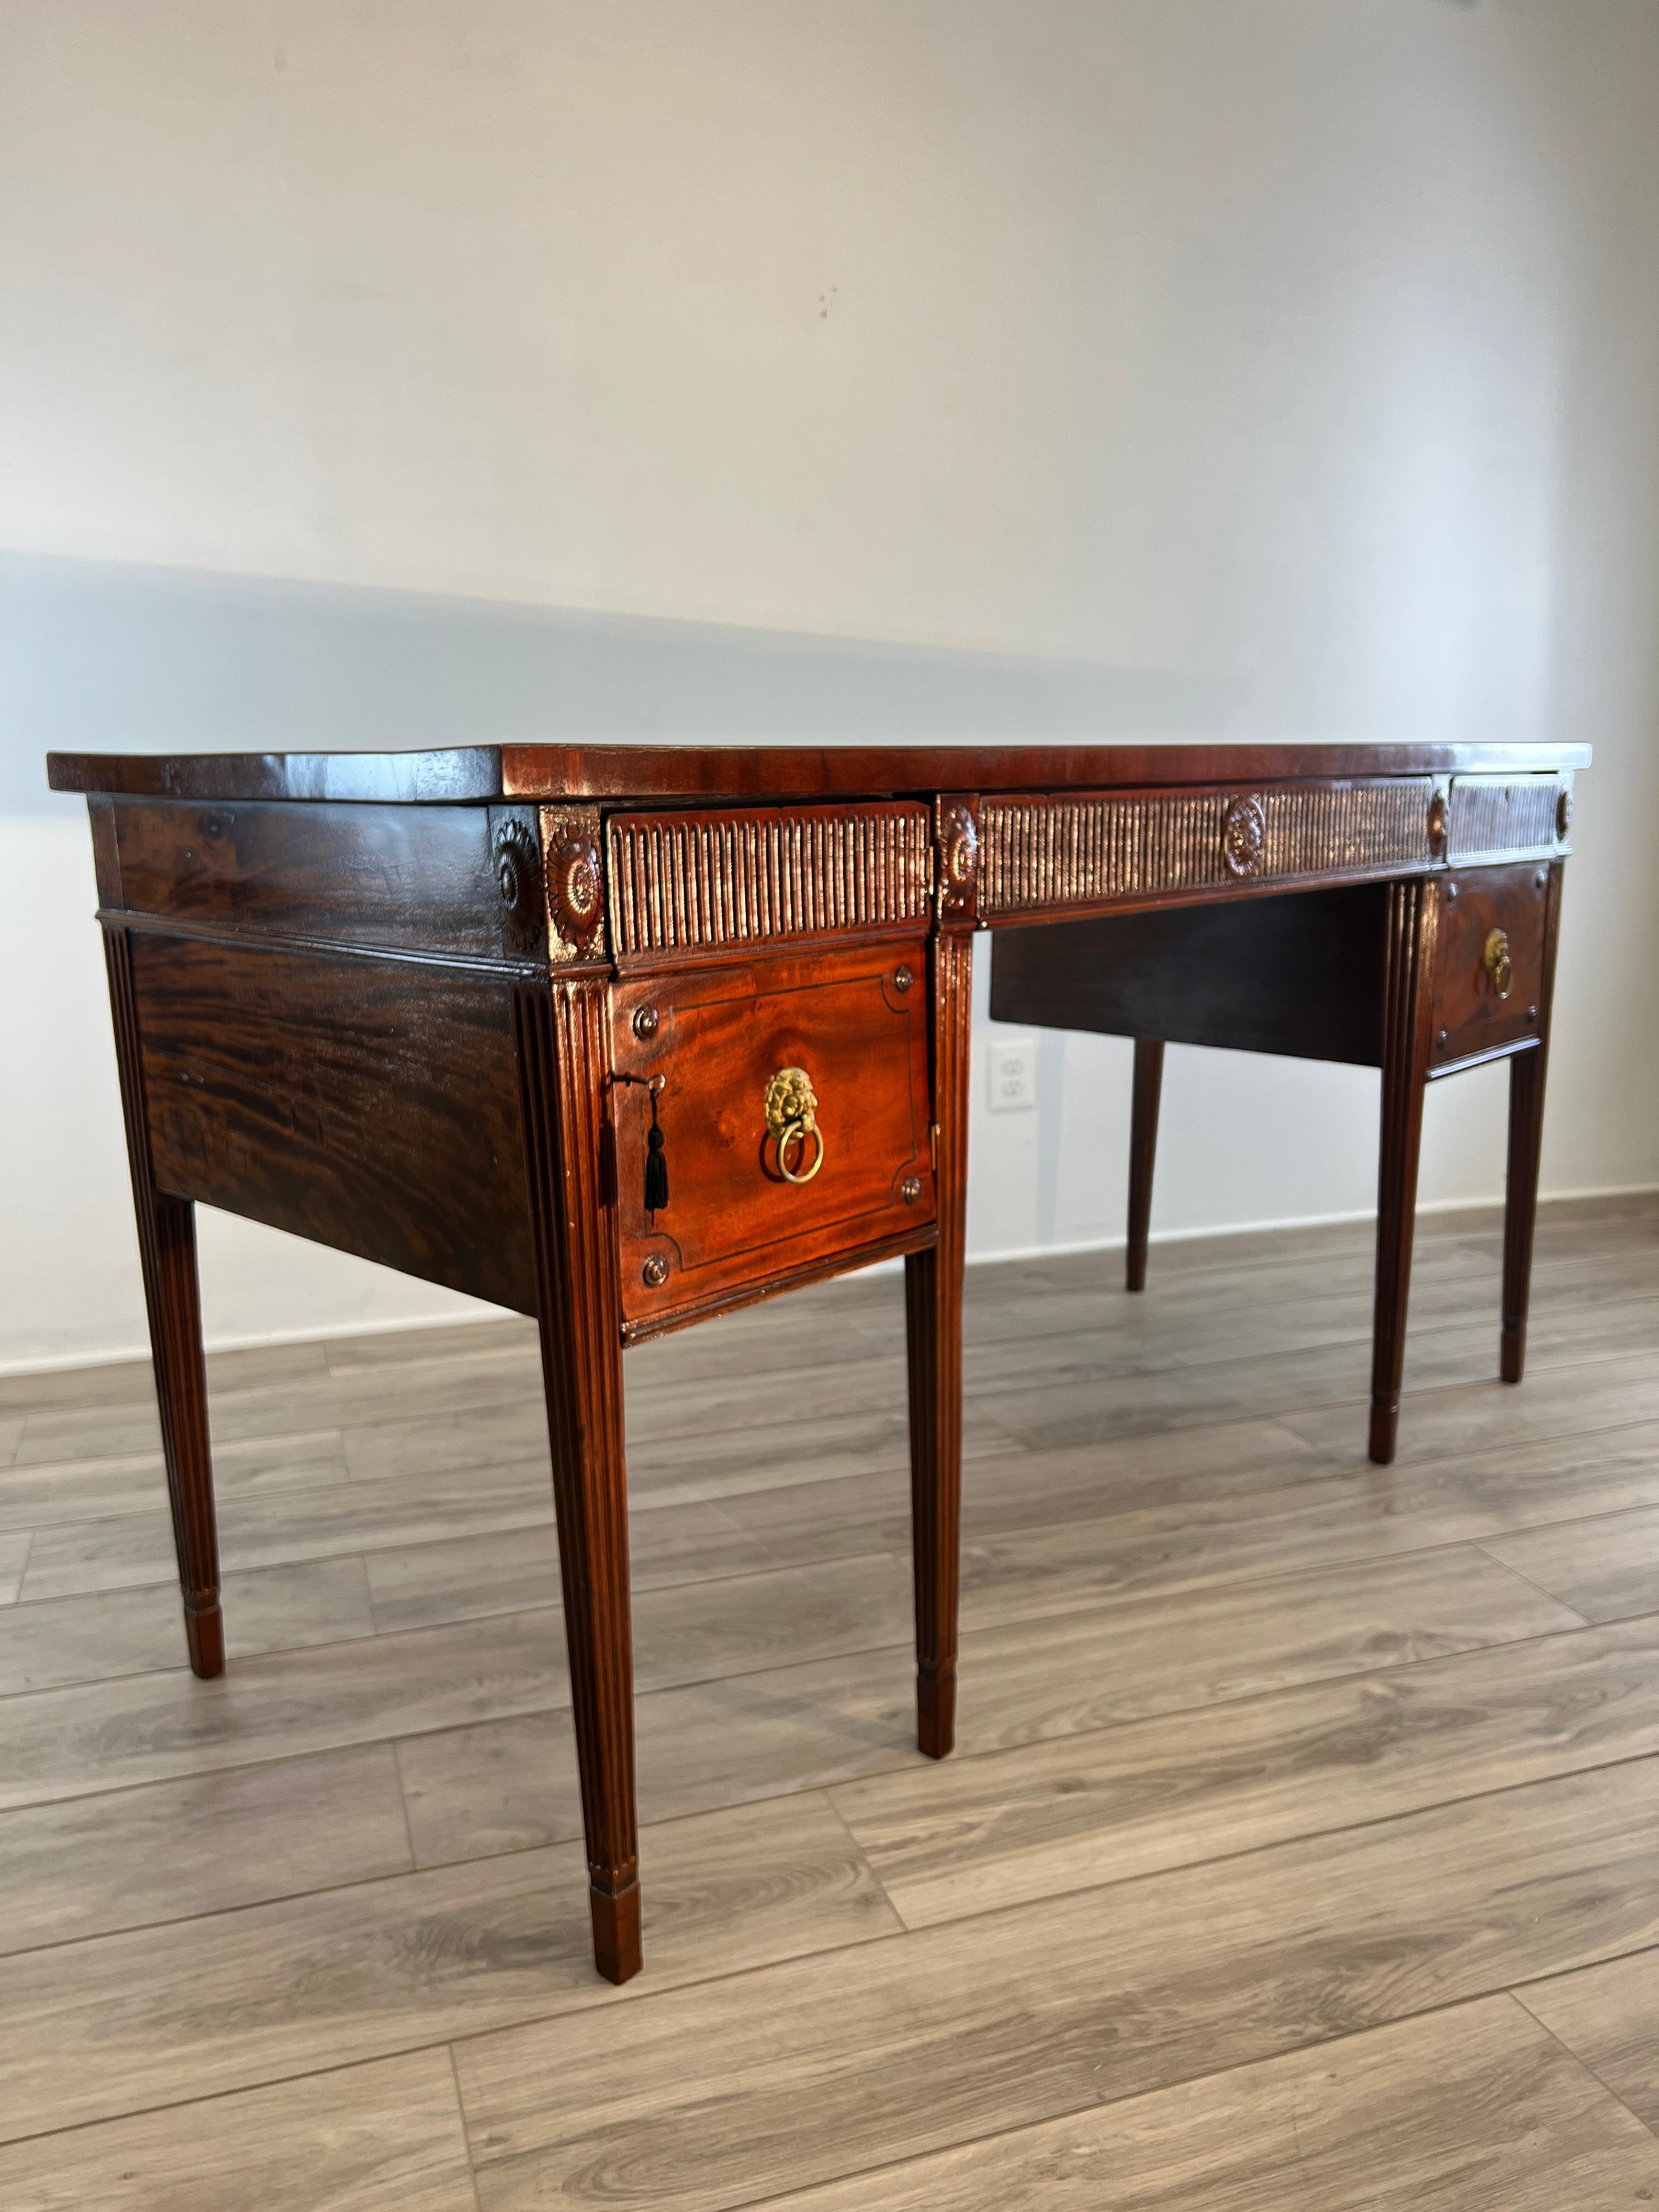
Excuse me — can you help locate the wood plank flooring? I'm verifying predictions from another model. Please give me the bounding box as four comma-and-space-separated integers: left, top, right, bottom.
0, 1191, 1656, 2207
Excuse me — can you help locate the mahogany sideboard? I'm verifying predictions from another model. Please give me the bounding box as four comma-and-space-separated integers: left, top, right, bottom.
47, 740, 1587, 1983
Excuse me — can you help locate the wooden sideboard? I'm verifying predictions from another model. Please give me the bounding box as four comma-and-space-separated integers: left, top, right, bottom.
47, 740, 1587, 1983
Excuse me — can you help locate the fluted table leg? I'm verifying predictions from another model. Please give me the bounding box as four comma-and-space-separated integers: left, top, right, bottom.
514, 978, 640, 1984
906, 929, 972, 1760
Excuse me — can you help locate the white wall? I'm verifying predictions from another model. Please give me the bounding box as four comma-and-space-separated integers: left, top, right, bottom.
2, 0, 1657, 1367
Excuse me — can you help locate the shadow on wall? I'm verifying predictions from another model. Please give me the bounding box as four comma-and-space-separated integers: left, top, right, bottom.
1, 550, 1238, 815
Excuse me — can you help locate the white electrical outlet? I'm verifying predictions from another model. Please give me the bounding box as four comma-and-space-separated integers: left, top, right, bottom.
988, 1035, 1037, 1113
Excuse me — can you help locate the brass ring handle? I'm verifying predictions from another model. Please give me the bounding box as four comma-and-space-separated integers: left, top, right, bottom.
776, 1116, 825, 1184
1484, 927, 1513, 1000
764, 1066, 826, 1186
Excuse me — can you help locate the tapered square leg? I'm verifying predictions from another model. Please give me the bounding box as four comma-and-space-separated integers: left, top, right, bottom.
104, 928, 223, 1678
1501, 866, 1562, 1386
1369, 881, 1440, 1466
1501, 1049, 1547, 1384
906, 929, 972, 1762
906, 1244, 960, 1760
1126, 1039, 1164, 1293
514, 978, 641, 1984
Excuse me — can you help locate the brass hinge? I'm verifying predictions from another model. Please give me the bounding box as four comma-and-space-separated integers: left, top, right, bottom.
930, 1122, 940, 1171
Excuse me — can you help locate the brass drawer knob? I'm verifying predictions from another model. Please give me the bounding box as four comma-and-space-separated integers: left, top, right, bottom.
764, 1066, 825, 1186
1484, 927, 1513, 1000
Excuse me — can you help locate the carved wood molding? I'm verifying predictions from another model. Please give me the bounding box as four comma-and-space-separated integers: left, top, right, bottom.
934, 796, 980, 926
605, 803, 932, 962
539, 806, 607, 966
490, 811, 545, 960
1221, 794, 1267, 879
1446, 776, 1571, 864
978, 778, 1440, 919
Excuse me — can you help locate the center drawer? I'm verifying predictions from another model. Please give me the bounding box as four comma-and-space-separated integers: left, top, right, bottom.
610, 941, 936, 1335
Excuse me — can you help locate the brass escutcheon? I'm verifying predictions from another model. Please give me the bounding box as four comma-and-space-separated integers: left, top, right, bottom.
763, 1066, 825, 1186
1484, 927, 1513, 1000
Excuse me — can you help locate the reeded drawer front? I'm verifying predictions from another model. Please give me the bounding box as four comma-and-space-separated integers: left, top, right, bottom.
605, 803, 933, 963
976, 778, 1438, 921
611, 942, 935, 1335
1446, 775, 1570, 863
1430, 862, 1550, 1072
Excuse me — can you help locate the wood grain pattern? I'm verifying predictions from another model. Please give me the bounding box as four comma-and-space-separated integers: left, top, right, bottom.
0, 1428, 345, 1530
1286, 1341, 1659, 1466
110, 797, 536, 963
16, 1462, 555, 1600
611, 943, 935, 1336
950, 1419, 1659, 1630
988, 883, 1390, 1065
0, 1609, 570, 1810
0, 2048, 480, 2212
0, 1534, 27, 1605
0, 1745, 412, 1953
0, 1195, 1652, 2207
48, 739, 1590, 807
0, 1556, 374, 1692
390, 1542, 1581, 1866
455, 1760, 1659, 2211
834, 1612, 1659, 1929
1483, 1505, 1659, 1624
1522, 1946, 1659, 2135
740, 1996, 1659, 2210
0, 1792, 895, 2140
133, 932, 536, 1312
954, 1290, 1656, 1458
362, 1506, 777, 1634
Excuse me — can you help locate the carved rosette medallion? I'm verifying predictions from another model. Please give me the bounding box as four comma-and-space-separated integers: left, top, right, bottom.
1221, 794, 1267, 880
1426, 788, 1449, 860
491, 816, 544, 958
1556, 786, 1573, 842
539, 806, 607, 963
935, 797, 980, 923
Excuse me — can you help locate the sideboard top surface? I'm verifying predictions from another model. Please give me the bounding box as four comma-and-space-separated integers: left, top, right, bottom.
47, 740, 1589, 808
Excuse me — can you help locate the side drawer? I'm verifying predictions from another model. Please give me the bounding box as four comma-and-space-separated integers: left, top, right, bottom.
611, 941, 935, 1335
1430, 862, 1550, 1073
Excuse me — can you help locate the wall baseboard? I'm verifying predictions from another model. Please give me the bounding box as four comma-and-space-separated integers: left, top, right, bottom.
3, 1180, 1653, 1380
964, 1180, 1659, 1272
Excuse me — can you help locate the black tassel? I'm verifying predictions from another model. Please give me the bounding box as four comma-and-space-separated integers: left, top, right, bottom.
644, 1081, 669, 1216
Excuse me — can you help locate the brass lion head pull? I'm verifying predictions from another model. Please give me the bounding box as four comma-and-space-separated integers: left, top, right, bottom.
1484, 927, 1513, 1001
763, 1066, 825, 1186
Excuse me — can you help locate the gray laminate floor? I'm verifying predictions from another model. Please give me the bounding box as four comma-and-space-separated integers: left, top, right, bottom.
2, 1194, 1657, 2208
